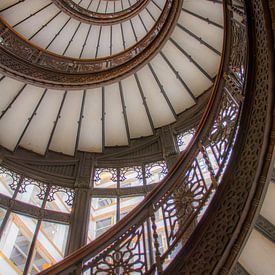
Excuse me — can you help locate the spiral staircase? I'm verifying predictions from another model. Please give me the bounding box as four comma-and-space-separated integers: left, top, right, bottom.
0, 0, 274, 274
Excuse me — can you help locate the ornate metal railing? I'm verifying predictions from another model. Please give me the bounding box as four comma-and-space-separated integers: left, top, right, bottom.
0, 0, 182, 89
39, 1, 253, 274
166, 0, 274, 272
52, 0, 151, 24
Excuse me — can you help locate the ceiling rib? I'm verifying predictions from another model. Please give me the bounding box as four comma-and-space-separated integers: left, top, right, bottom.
134, 73, 155, 134
119, 81, 131, 144
176, 23, 221, 56
159, 51, 197, 104
74, 90, 86, 156
169, 37, 214, 82
14, 89, 48, 152
182, 8, 223, 29
0, 84, 27, 120
45, 91, 67, 156
148, 63, 177, 120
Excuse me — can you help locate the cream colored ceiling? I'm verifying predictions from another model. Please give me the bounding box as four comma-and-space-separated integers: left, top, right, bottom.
0, 0, 224, 156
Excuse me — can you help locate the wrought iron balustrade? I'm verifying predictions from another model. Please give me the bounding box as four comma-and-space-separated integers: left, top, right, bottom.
38, 1, 252, 274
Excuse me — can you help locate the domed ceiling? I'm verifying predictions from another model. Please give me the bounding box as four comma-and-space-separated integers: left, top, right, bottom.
0, 0, 223, 156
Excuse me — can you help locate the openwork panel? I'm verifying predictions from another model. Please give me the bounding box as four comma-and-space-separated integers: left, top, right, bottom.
93, 161, 168, 189
145, 161, 168, 185
94, 168, 118, 188
15, 177, 48, 207
159, 156, 211, 247
177, 129, 195, 152
0, 165, 72, 273
176, 0, 272, 273
0, 166, 20, 197
206, 90, 240, 174
120, 166, 143, 188
38, 1, 253, 274
230, 18, 247, 82
84, 222, 150, 274
45, 185, 75, 213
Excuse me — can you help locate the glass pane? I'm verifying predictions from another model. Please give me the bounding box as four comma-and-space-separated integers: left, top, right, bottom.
30, 221, 69, 273
87, 197, 117, 242
145, 161, 168, 185
0, 213, 37, 274
0, 207, 6, 227
95, 217, 112, 238
15, 178, 47, 207
177, 129, 195, 152
0, 167, 20, 197
94, 168, 117, 188
120, 196, 144, 219
120, 166, 143, 188
45, 186, 74, 213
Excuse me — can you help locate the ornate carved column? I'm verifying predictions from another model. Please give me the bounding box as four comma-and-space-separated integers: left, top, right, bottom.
66, 152, 94, 254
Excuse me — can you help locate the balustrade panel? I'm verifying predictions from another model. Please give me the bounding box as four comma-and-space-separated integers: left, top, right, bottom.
49, 2, 248, 273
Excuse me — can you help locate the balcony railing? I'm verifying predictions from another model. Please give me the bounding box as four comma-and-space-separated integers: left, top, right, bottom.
38, 1, 260, 274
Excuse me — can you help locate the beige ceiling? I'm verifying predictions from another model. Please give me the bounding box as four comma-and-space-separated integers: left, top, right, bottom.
0, 0, 223, 156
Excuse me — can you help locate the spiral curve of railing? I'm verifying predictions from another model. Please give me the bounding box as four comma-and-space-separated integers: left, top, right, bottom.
37, 0, 260, 274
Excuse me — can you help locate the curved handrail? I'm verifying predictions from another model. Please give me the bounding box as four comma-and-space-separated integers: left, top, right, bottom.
38, 1, 242, 274
164, 0, 274, 273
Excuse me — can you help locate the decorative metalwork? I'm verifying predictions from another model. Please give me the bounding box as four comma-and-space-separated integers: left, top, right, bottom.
0, 0, 271, 274
47, 185, 75, 207
176, 129, 195, 151
119, 166, 143, 182
0, 166, 20, 191
85, 224, 147, 274
18, 177, 48, 201
0, 165, 72, 221
144, 161, 168, 180
175, 0, 272, 273
0, 166, 72, 274
94, 168, 118, 183
207, 91, 239, 172
0, 0, 183, 89
40, 2, 255, 274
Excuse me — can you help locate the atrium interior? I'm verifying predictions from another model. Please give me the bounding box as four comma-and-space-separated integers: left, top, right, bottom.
0, 0, 274, 274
